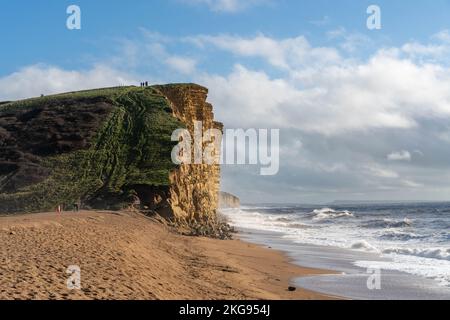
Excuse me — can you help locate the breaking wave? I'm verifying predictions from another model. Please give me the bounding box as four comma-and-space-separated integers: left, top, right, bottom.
361, 218, 413, 229
351, 240, 380, 252
379, 229, 429, 241
310, 208, 354, 221
383, 247, 450, 261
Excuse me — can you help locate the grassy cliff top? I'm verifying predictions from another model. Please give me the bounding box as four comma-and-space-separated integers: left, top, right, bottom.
1, 84, 208, 111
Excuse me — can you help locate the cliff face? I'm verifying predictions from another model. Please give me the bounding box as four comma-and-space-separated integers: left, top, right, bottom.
0, 85, 223, 222
218, 192, 241, 209
134, 84, 224, 221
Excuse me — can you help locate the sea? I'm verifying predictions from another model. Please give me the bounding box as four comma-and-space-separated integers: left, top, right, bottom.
221, 202, 450, 300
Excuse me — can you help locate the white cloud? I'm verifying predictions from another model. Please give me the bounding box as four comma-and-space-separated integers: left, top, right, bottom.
399, 30, 450, 62
401, 179, 423, 188
433, 30, 450, 43
186, 31, 450, 138
200, 50, 450, 135
327, 27, 372, 53
364, 164, 399, 179
165, 56, 197, 74
0, 64, 136, 101
181, 0, 269, 12
387, 151, 412, 161
188, 34, 341, 69
401, 42, 450, 59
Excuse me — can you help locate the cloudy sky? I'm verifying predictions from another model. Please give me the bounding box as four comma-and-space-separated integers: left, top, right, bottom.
2, 0, 450, 203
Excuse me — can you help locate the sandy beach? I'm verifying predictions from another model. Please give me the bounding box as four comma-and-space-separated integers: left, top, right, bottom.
0, 210, 333, 300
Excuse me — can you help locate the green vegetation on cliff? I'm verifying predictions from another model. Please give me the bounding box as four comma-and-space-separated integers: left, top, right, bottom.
0, 86, 184, 213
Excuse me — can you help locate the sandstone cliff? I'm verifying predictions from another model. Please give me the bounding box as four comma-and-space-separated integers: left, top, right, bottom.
219, 192, 241, 209
155, 84, 223, 221
0, 84, 223, 223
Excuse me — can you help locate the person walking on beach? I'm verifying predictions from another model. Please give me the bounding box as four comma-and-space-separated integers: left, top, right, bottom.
56, 205, 62, 214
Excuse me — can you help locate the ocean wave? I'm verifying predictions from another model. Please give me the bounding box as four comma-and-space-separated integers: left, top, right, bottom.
267, 216, 295, 223
351, 240, 380, 252
379, 229, 429, 241
361, 218, 413, 229
383, 247, 450, 261
310, 208, 354, 221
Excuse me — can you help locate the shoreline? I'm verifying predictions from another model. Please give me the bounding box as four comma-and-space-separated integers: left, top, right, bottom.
0, 210, 335, 300
232, 225, 450, 300
190, 234, 339, 300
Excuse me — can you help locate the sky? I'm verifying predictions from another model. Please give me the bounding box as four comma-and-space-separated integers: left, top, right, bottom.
2, 0, 450, 203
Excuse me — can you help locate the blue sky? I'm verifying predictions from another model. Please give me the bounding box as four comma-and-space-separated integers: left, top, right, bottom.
1, 0, 450, 74
2, 1, 450, 203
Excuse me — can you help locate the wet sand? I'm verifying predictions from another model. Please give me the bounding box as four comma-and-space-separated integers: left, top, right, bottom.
0, 210, 334, 300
